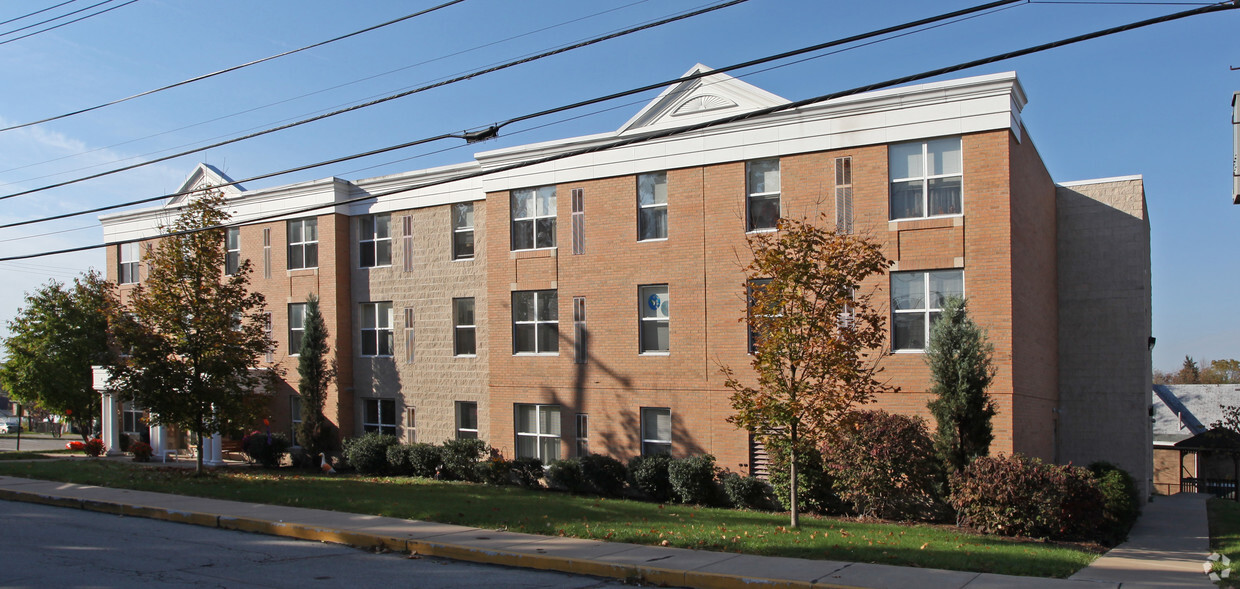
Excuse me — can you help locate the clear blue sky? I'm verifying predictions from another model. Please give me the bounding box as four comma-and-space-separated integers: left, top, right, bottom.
0, 0, 1235, 372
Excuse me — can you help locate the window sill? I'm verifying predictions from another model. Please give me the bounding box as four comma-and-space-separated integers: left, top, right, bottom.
638, 237, 668, 243
892, 349, 926, 354
746, 228, 778, 235
287, 267, 319, 274
452, 257, 475, 262
360, 355, 395, 359
639, 351, 670, 357
454, 354, 478, 359
513, 352, 559, 357
358, 265, 393, 271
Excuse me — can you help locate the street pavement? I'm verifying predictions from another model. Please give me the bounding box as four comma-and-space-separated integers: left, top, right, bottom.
0, 433, 71, 453
0, 467, 1220, 589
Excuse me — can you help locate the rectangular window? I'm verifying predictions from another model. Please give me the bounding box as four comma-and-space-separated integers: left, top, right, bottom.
576, 413, 588, 457
288, 303, 307, 355
456, 401, 478, 439
747, 278, 773, 354
639, 284, 669, 354
637, 172, 667, 240
746, 159, 780, 232
835, 157, 853, 234
360, 301, 394, 357
891, 270, 964, 351
263, 311, 273, 363
225, 227, 241, 275
262, 228, 272, 279
118, 242, 140, 284
403, 307, 415, 364
641, 407, 671, 456
889, 137, 962, 220
454, 297, 476, 356
289, 396, 302, 446
407, 407, 417, 443
402, 215, 414, 272
510, 186, 556, 251
122, 402, 147, 436
512, 290, 558, 354
287, 218, 318, 270
571, 189, 584, 255
359, 214, 392, 268
362, 398, 397, 436
453, 203, 475, 260
515, 403, 560, 461
573, 296, 586, 364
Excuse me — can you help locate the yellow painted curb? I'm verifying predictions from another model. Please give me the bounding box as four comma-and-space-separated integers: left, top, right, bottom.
682, 569, 816, 589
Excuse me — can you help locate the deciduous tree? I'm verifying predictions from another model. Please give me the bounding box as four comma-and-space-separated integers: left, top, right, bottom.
925, 296, 997, 474
722, 217, 895, 527
108, 192, 275, 473
0, 271, 115, 441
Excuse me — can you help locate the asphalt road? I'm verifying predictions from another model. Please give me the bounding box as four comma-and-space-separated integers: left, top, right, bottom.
0, 434, 71, 453
0, 500, 634, 589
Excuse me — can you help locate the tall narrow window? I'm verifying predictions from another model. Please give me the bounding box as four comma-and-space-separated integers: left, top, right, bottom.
289, 396, 302, 445
454, 297, 476, 356
359, 214, 392, 268
402, 215, 414, 272
403, 307, 415, 364
287, 218, 318, 270
641, 407, 671, 456
891, 270, 964, 351
515, 404, 560, 461
225, 227, 241, 275
288, 303, 307, 355
407, 407, 417, 443
747, 278, 773, 354
571, 189, 584, 255
456, 401, 478, 439
746, 159, 780, 232
362, 398, 397, 435
512, 290, 558, 354
510, 186, 556, 251
573, 297, 586, 364
360, 301, 394, 357
263, 311, 274, 363
118, 242, 140, 284
576, 413, 589, 457
637, 172, 667, 240
452, 203, 475, 260
262, 228, 271, 279
122, 402, 148, 437
889, 137, 962, 219
835, 157, 853, 234
639, 285, 669, 354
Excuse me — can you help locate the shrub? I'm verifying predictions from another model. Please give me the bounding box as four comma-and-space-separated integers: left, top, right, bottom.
511, 457, 544, 488
628, 453, 673, 502
342, 432, 400, 475
721, 472, 774, 510
386, 444, 415, 476
242, 432, 291, 469
1089, 461, 1141, 545
439, 438, 488, 482
476, 456, 513, 486
825, 410, 945, 521
579, 454, 627, 497
118, 433, 132, 453
407, 443, 443, 478
130, 441, 153, 462
80, 438, 105, 457
669, 454, 718, 505
546, 458, 588, 493
765, 438, 835, 514
951, 453, 1105, 541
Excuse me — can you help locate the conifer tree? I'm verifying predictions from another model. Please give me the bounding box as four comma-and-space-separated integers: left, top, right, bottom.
926, 296, 996, 474
297, 293, 336, 459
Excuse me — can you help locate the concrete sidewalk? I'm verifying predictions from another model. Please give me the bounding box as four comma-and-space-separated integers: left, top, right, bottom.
0, 474, 1212, 589
1069, 492, 1215, 589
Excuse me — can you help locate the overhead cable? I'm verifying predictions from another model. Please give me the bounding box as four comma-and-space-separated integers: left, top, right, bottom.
0, 0, 139, 47
0, 0, 80, 27
4, 0, 1233, 262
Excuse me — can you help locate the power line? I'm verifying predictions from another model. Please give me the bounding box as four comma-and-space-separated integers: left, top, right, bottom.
0, 0, 139, 47
0, 0, 468, 133
4, 0, 1232, 263
0, 0, 80, 28
0, 0, 1025, 230
0, 0, 749, 203
0, 0, 116, 37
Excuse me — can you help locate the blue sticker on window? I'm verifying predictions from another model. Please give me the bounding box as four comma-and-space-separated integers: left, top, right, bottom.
648, 293, 661, 311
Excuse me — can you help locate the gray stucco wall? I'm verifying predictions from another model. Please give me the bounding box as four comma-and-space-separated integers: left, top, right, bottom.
1056, 177, 1153, 499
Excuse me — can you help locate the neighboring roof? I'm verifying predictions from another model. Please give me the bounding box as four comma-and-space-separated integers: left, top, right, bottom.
166, 163, 245, 205
1174, 426, 1240, 452
1152, 384, 1240, 443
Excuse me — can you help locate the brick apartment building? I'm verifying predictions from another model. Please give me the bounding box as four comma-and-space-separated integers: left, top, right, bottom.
99, 66, 1154, 496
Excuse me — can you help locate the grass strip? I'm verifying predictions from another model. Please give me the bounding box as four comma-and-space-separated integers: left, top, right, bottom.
0, 459, 1099, 577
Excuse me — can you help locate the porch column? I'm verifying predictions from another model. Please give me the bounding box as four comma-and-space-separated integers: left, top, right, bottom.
93, 367, 123, 457
204, 432, 224, 466
149, 424, 167, 459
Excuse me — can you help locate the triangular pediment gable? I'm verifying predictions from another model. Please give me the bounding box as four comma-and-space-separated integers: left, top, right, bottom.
167, 163, 244, 206
618, 64, 789, 136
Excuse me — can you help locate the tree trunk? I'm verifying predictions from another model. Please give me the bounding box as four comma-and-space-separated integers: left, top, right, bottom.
789, 425, 800, 528
195, 435, 205, 474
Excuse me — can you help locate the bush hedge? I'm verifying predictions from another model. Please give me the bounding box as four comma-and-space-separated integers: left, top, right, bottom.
476, 456, 513, 486
439, 438, 489, 482
242, 431, 290, 469
765, 438, 835, 514
825, 410, 945, 520
546, 458, 588, 493
1089, 461, 1141, 545
628, 453, 673, 502
950, 453, 1104, 541
580, 454, 627, 497
511, 457, 544, 488
669, 454, 718, 505
721, 472, 773, 510
342, 432, 399, 475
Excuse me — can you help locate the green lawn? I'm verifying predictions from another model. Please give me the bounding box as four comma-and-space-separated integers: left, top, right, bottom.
0, 459, 1100, 578
1209, 498, 1240, 586
0, 451, 58, 461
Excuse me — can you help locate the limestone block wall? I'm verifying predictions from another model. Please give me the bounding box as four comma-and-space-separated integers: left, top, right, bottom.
1056, 177, 1153, 499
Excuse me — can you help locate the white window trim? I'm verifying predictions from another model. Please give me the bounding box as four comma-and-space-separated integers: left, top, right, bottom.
118, 242, 140, 284
640, 407, 672, 456
889, 138, 964, 221
639, 284, 669, 355
891, 270, 964, 353
362, 398, 398, 436
515, 403, 561, 461
359, 214, 392, 269
225, 227, 241, 276
456, 401, 479, 439
637, 171, 668, 242
452, 203, 475, 261
360, 301, 394, 357
287, 218, 319, 270
745, 159, 781, 233
510, 186, 557, 252
288, 303, 307, 357
453, 297, 477, 357
512, 290, 558, 356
